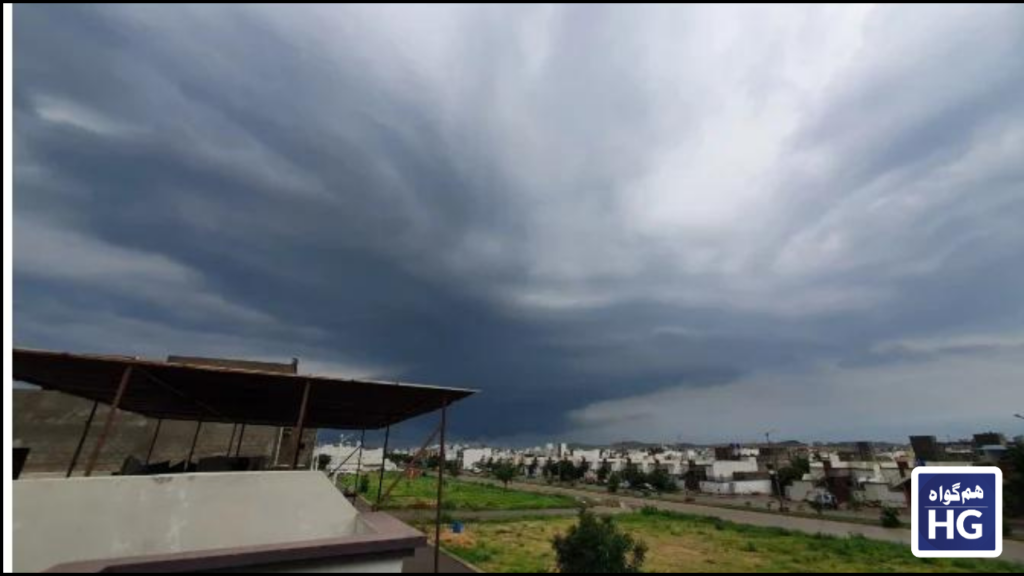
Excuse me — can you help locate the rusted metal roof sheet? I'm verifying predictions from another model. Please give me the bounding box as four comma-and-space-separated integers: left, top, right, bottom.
14, 348, 476, 430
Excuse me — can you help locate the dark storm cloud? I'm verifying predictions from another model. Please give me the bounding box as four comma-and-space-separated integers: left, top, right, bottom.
14, 4, 1024, 443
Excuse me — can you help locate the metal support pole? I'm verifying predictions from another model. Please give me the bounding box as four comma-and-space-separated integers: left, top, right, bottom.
766, 431, 785, 511
273, 427, 285, 467
84, 366, 133, 477
291, 381, 312, 470
376, 425, 391, 506
353, 429, 366, 502
186, 419, 204, 471
226, 424, 238, 456
377, 421, 442, 510
434, 403, 448, 574
327, 444, 363, 477
67, 401, 99, 478
144, 418, 163, 466
235, 424, 246, 457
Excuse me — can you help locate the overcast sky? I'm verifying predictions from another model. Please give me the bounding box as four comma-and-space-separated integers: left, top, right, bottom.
13, 4, 1024, 445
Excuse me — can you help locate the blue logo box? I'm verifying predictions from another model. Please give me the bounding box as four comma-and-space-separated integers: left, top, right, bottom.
912, 467, 1003, 558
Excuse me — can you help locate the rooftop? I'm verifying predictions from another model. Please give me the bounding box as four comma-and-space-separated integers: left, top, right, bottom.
14, 347, 477, 430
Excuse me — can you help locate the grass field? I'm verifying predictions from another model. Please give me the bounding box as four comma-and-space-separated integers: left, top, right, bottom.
439, 509, 1024, 573
339, 472, 581, 511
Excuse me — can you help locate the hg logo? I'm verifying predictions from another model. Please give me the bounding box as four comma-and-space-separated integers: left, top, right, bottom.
912, 467, 1003, 558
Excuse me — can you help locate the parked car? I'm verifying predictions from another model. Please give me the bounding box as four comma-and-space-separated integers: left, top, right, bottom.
811, 492, 838, 510
636, 483, 655, 497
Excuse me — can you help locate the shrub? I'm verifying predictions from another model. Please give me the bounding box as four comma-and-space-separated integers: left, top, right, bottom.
880, 507, 901, 528
647, 468, 677, 493
316, 454, 333, 471
358, 475, 371, 495
492, 461, 519, 489
552, 510, 647, 574
607, 472, 622, 494
639, 505, 661, 516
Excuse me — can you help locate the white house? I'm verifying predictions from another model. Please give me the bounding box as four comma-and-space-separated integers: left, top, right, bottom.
460, 448, 494, 471
699, 458, 771, 495
312, 442, 397, 476
572, 449, 603, 465
707, 458, 759, 481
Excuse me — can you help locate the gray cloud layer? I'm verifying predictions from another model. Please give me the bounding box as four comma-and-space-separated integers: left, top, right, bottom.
14, 4, 1024, 444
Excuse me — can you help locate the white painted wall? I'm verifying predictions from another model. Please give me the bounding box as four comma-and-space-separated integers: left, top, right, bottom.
787, 480, 816, 501
573, 450, 603, 464
861, 482, 907, 507
708, 459, 759, 481
461, 448, 493, 471
700, 479, 773, 495
13, 472, 373, 573
732, 480, 773, 495
314, 444, 396, 474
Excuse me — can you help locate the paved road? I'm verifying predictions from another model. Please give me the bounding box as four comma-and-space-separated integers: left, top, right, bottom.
462, 477, 1024, 565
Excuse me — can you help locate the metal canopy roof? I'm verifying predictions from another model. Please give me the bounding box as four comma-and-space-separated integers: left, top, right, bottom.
13, 348, 476, 430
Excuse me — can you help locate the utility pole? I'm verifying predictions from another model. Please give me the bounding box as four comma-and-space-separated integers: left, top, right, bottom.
765, 430, 785, 512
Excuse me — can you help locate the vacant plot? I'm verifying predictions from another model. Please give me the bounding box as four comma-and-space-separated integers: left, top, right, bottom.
339, 472, 580, 511
441, 510, 1024, 573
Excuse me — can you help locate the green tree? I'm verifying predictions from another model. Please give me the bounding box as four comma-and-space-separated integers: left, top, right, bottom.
528, 457, 540, 478
425, 454, 441, 470
553, 510, 647, 574
358, 475, 371, 495
447, 460, 462, 478
316, 454, 332, 472
388, 453, 413, 467
608, 472, 622, 494
493, 460, 519, 489
1005, 444, 1024, 518
543, 460, 556, 484
775, 456, 810, 496
558, 459, 575, 483
648, 466, 676, 493
597, 459, 611, 484
623, 459, 644, 487
577, 458, 591, 482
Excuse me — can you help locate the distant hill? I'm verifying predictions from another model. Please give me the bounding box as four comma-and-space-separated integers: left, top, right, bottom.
610, 441, 662, 450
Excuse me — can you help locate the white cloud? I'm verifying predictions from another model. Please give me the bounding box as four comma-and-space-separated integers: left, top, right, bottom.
34, 95, 136, 136
13, 4, 1024, 439
568, 346, 1024, 443
14, 304, 390, 380
15, 215, 275, 326
874, 332, 1024, 356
